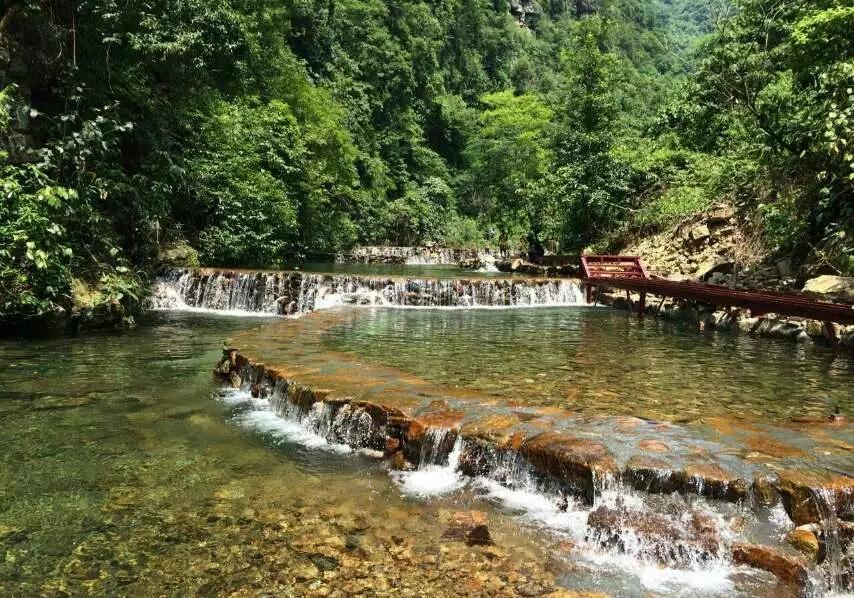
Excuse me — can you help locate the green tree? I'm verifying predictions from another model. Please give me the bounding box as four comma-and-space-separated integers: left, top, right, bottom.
463, 90, 553, 241
544, 18, 631, 250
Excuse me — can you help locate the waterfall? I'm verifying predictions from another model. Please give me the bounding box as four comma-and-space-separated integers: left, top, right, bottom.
394, 429, 466, 497
150, 268, 586, 315
334, 246, 502, 265
812, 487, 852, 594
218, 363, 847, 597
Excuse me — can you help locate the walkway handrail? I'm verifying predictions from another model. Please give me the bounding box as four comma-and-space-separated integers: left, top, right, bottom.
581, 255, 854, 325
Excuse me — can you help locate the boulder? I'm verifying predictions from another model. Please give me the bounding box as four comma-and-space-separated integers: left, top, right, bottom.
586, 506, 719, 566
802, 275, 854, 303
623, 456, 685, 494
520, 432, 617, 503
752, 474, 780, 507
732, 543, 810, 592
785, 528, 820, 563
775, 469, 854, 526
695, 257, 735, 282
683, 463, 749, 502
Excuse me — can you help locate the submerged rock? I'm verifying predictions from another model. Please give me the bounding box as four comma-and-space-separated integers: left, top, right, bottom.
442, 511, 493, 547
586, 506, 719, 566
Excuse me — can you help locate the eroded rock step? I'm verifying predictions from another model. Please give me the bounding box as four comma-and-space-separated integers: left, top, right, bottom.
215, 349, 854, 596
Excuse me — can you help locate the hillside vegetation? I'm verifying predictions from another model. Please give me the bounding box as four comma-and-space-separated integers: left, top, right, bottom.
0, 0, 852, 319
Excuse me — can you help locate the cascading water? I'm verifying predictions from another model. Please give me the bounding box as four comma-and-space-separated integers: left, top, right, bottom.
393, 428, 467, 497
334, 246, 502, 265
150, 268, 586, 315
812, 487, 853, 595
214, 360, 854, 597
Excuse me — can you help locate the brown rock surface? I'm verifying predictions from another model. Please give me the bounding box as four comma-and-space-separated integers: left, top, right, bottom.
732, 543, 810, 591
775, 469, 854, 526
624, 456, 685, 494
785, 528, 819, 563
587, 506, 719, 566
752, 474, 780, 507
683, 463, 749, 502
520, 433, 618, 503
638, 439, 670, 453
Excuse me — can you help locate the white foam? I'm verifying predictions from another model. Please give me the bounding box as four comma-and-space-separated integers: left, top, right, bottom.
584, 550, 736, 595
475, 477, 588, 536
231, 402, 352, 454
149, 285, 280, 318
393, 434, 467, 497
474, 476, 738, 595
392, 465, 467, 497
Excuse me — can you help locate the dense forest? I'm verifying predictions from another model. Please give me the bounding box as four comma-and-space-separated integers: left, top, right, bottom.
0, 0, 852, 320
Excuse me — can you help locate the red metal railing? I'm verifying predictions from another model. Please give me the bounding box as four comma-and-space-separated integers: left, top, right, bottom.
581, 256, 854, 325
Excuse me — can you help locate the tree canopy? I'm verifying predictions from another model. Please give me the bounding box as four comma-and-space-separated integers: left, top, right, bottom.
1, 0, 851, 317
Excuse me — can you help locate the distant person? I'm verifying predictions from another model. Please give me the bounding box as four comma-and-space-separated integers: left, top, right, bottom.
499, 232, 509, 258
526, 231, 544, 262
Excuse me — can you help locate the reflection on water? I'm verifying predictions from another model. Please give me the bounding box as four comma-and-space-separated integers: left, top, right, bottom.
321, 307, 854, 423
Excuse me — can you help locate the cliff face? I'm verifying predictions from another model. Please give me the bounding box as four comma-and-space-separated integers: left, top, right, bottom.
508, 0, 598, 26
508, 0, 539, 25
0, 4, 65, 164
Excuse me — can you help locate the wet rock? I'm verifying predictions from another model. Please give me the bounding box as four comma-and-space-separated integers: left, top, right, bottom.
459, 414, 520, 446
683, 463, 749, 502
586, 506, 719, 566
457, 437, 497, 478
520, 433, 617, 503
732, 543, 810, 592
442, 511, 493, 546
624, 456, 685, 494
802, 275, 854, 303
786, 528, 820, 562
775, 469, 854, 526
465, 525, 493, 547
638, 439, 670, 454
752, 474, 780, 507
388, 450, 414, 471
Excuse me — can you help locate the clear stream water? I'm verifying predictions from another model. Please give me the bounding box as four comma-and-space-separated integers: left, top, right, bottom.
2, 280, 853, 595
0, 313, 577, 596
320, 307, 854, 423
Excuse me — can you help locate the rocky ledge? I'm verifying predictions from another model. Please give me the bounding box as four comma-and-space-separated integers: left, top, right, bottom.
214, 349, 854, 594
598, 289, 854, 349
